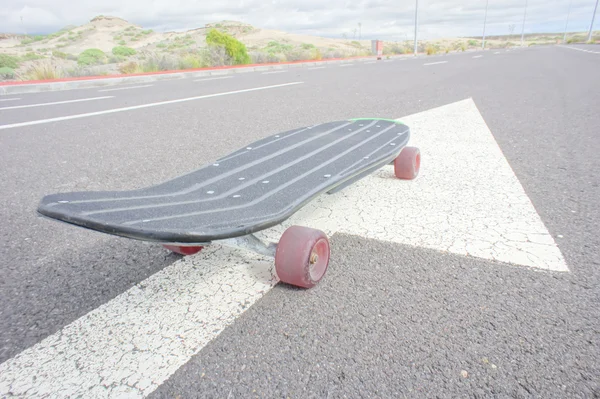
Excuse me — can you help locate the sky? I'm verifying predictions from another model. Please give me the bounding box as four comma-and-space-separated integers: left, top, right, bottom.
1, 0, 598, 40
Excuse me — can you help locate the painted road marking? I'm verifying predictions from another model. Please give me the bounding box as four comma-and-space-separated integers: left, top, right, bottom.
98, 85, 153, 92
259, 98, 567, 272
473, 55, 483, 58
0, 98, 20, 102
0, 96, 113, 111
339, 64, 354, 67
261, 70, 287, 74
494, 51, 501, 54
0, 246, 277, 398
307, 66, 327, 70
0, 98, 568, 398
0, 82, 304, 130
364, 61, 377, 64
193, 76, 234, 82
424, 61, 448, 66
560, 45, 600, 54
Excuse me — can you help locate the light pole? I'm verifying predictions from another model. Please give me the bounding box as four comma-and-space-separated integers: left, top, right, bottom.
564, 0, 573, 43
482, 0, 490, 49
520, 0, 528, 46
414, 0, 419, 55
588, 0, 599, 42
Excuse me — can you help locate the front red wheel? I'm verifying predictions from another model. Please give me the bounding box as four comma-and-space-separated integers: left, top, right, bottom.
394, 146, 420, 180
275, 226, 330, 288
163, 245, 203, 255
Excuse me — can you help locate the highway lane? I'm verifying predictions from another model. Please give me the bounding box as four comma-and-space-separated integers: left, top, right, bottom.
1, 45, 599, 397
0, 49, 514, 126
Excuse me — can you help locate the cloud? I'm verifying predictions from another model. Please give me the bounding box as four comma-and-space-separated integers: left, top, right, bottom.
1, 0, 597, 39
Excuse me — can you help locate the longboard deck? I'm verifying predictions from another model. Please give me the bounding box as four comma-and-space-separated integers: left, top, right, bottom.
38, 119, 410, 243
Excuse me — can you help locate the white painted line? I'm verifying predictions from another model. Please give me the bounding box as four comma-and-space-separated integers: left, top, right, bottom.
0, 97, 20, 102
307, 66, 326, 70
259, 98, 568, 272
424, 61, 448, 66
494, 51, 501, 54
0, 82, 303, 130
98, 84, 153, 92
339, 64, 354, 67
261, 70, 287, 74
0, 245, 277, 397
364, 61, 377, 64
473, 55, 483, 58
0, 96, 113, 111
193, 76, 234, 82
559, 45, 600, 54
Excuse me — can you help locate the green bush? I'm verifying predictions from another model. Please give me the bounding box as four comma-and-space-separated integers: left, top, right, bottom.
21, 38, 34, 45
0, 54, 20, 69
112, 46, 136, 57
77, 48, 106, 66
156, 43, 167, 48
301, 43, 315, 50
33, 35, 45, 41
468, 39, 479, 46
141, 29, 153, 35
21, 52, 43, 61
0, 66, 15, 79
264, 41, 293, 54
206, 29, 251, 65
52, 50, 68, 59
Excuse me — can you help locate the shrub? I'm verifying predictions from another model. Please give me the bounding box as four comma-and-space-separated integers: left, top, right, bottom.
33, 35, 45, 41
77, 48, 106, 66
156, 43, 167, 48
24, 62, 63, 80
112, 46, 136, 57
264, 41, 293, 54
118, 40, 126, 45
21, 38, 34, 45
119, 62, 140, 74
249, 51, 282, 64
425, 44, 438, 55
178, 52, 207, 69
468, 39, 479, 46
21, 52, 43, 61
141, 29, 153, 35
0, 54, 20, 69
301, 43, 315, 50
206, 29, 250, 65
0, 67, 15, 79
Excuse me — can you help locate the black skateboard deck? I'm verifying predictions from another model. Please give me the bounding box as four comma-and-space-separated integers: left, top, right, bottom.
38, 119, 411, 244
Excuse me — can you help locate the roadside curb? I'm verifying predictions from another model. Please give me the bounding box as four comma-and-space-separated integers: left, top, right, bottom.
0, 56, 398, 95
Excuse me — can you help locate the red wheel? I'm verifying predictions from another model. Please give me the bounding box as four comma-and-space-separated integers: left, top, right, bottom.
275, 226, 330, 288
394, 146, 420, 180
163, 245, 203, 256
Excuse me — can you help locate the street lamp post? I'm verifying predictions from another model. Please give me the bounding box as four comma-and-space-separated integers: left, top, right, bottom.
520, 0, 528, 46
563, 0, 573, 43
482, 0, 490, 49
414, 0, 419, 55
588, 0, 599, 42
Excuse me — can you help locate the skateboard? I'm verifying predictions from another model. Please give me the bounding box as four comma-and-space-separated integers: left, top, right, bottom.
38, 118, 421, 288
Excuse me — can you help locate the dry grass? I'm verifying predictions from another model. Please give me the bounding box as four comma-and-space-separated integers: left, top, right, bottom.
22, 62, 63, 80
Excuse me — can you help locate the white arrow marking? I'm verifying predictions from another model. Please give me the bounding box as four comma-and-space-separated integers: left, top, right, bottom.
0, 98, 567, 398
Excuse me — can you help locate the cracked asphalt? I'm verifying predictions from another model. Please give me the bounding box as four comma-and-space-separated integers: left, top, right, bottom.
1, 45, 599, 397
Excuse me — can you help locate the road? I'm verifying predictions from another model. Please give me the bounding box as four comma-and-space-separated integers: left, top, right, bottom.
0, 45, 599, 397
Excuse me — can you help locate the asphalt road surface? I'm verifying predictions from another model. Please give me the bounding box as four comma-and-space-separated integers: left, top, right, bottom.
1, 45, 599, 398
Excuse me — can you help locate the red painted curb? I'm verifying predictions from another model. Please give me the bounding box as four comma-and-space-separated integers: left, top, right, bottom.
0, 55, 383, 87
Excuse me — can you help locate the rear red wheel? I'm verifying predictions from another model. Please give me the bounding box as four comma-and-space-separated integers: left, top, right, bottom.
163, 245, 203, 256
394, 146, 420, 180
275, 226, 330, 288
